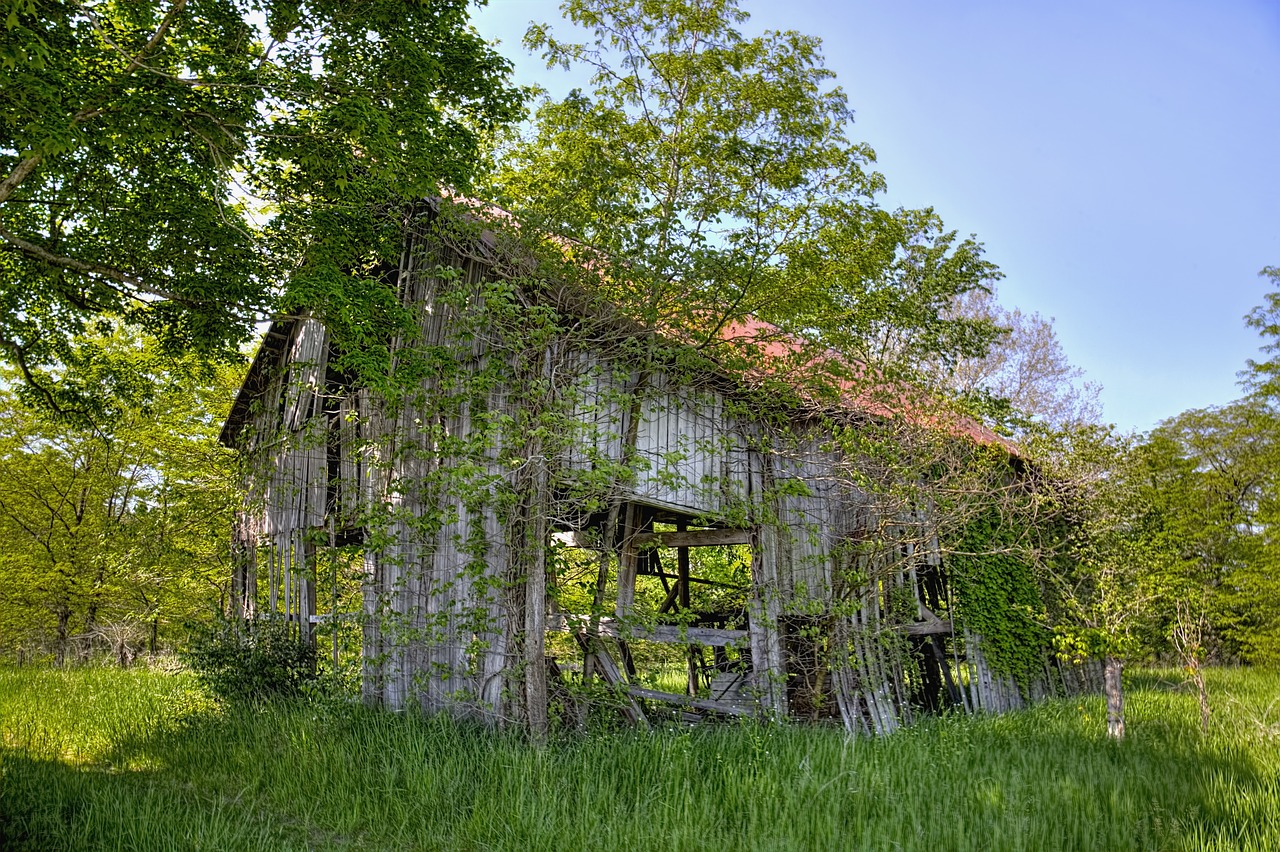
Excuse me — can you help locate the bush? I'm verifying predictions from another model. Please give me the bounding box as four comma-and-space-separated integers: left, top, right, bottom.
183, 615, 317, 704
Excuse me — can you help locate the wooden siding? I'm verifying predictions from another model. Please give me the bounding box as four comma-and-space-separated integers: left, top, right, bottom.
226, 217, 1086, 730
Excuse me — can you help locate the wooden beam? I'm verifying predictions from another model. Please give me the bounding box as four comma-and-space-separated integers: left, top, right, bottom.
572, 632, 647, 727
302, 538, 317, 649
638, 567, 744, 589
552, 615, 748, 648
631, 528, 752, 548
898, 605, 953, 636
644, 624, 748, 647
900, 618, 954, 636
678, 520, 696, 696
626, 685, 755, 717
615, 504, 641, 618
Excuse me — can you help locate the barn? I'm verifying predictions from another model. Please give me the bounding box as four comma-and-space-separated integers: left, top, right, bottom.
220, 201, 1095, 734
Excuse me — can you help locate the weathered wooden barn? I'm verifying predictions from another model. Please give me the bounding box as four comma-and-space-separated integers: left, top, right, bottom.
221, 204, 1094, 734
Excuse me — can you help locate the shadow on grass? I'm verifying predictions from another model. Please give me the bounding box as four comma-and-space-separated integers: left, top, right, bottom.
0, 750, 300, 851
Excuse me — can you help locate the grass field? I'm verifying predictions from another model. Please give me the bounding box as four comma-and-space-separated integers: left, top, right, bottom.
1, 665, 1278, 851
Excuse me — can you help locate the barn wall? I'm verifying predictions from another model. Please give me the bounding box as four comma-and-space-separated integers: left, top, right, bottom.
229, 220, 1084, 729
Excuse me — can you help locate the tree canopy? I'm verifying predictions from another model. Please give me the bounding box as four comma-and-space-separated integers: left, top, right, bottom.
484, 0, 1001, 380
1, 0, 522, 415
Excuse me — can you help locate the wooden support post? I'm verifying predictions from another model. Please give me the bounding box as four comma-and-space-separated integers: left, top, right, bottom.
230, 512, 257, 624
360, 549, 384, 707
330, 534, 340, 671
302, 535, 317, 649
677, 525, 691, 611
614, 503, 641, 681
748, 455, 787, 720
615, 503, 640, 618
678, 520, 698, 696
524, 453, 550, 740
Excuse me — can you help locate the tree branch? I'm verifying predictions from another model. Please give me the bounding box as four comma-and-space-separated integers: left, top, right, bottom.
0, 155, 42, 206
0, 224, 182, 301
125, 0, 188, 76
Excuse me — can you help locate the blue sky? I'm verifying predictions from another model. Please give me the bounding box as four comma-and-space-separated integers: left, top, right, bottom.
471, 0, 1280, 433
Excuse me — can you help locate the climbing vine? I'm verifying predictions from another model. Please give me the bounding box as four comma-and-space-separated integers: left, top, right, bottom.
949, 513, 1053, 688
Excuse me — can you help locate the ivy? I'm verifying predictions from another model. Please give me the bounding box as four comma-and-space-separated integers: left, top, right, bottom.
949, 514, 1052, 687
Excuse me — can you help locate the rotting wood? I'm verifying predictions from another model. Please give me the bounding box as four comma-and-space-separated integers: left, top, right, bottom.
749, 454, 788, 719
614, 503, 642, 680
574, 632, 648, 727
626, 685, 756, 717
631, 528, 753, 548
615, 502, 641, 619
302, 535, 317, 648
225, 206, 1093, 731
677, 519, 697, 695
549, 614, 748, 648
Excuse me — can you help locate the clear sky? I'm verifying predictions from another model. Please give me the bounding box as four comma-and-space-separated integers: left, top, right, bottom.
471, 0, 1280, 433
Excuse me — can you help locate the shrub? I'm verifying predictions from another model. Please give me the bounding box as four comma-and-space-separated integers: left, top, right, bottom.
183, 615, 317, 704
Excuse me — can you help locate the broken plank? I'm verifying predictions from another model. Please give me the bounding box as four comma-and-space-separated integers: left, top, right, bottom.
573, 633, 648, 727
899, 618, 954, 636
552, 615, 748, 648
626, 685, 756, 717
631, 529, 752, 548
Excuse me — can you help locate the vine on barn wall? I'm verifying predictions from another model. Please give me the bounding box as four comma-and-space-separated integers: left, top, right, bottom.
949, 513, 1053, 687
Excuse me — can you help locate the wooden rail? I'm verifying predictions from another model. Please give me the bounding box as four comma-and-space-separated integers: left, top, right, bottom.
550, 614, 748, 648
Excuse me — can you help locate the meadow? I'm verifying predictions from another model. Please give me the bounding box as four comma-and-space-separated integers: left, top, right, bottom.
1, 665, 1278, 851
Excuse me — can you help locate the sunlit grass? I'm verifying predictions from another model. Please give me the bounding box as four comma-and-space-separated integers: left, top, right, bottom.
2, 665, 1278, 850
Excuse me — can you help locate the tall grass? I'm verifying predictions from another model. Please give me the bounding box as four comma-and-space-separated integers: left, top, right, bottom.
2, 665, 1278, 850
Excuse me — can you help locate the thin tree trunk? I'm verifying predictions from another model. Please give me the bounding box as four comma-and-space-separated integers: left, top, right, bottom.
1191, 658, 1211, 734
1104, 655, 1125, 739
1173, 602, 1211, 734
55, 606, 70, 667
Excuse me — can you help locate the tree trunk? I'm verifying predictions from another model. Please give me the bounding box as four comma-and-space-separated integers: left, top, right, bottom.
1104, 655, 1125, 739
55, 607, 70, 667
1190, 658, 1211, 734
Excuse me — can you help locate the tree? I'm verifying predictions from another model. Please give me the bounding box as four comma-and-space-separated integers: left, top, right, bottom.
1025, 384, 1278, 738
1142, 404, 1277, 658
1242, 266, 1280, 399
1025, 424, 1165, 739
467, 0, 1062, 735
775, 206, 1004, 378
484, 0, 999, 371
0, 333, 242, 664
938, 288, 1101, 432
1, 0, 521, 415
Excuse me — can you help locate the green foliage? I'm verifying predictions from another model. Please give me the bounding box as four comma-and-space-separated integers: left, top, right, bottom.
950, 514, 1052, 685
485, 0, 999, 373
1020, 424, 1170, 668
1135, 402, 1280, 664
0, 332, 242, 663
183, 614, 318, 704
0, 0, 522, 416
1242, 266, 1280, 399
